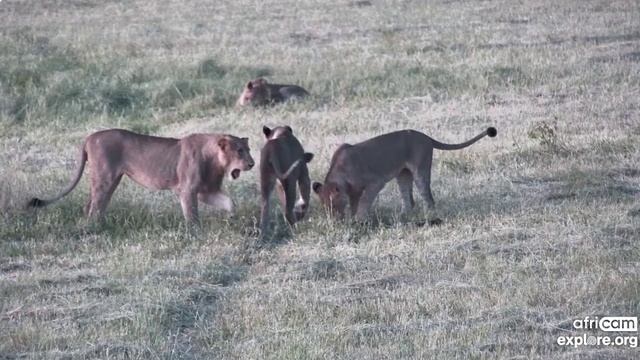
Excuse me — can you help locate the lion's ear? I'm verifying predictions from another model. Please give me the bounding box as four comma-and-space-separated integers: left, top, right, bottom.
312, 182, 323, 194
263, 126, 272, 138
218, 137, 229, 150
285, 125, 293, 134
246, 81, 253, 90
303, 153, 314, 163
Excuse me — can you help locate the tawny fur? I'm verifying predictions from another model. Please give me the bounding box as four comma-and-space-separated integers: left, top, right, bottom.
259, 125, 314, 235
313, 127, 497, 221
28, 129, 255, 224
236, 78, 309, 107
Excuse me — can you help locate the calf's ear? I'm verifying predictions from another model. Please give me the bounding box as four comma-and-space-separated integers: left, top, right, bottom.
246, 81, 253, 90
285, 125, 293, 134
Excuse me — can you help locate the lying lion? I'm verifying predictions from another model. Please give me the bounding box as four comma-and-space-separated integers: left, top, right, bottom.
313, 127, 497, 221
29, 129, 255, 224
259, 125, 314, 235
236, 78, 309, 107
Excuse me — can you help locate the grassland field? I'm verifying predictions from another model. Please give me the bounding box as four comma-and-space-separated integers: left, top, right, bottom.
1, 0, 639, 358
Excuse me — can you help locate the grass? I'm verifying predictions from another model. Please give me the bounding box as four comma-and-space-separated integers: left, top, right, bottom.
1, 0, 639, 358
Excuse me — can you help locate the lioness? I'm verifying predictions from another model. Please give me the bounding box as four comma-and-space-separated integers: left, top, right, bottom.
28, 129, 255, 224
236, 78, 309, 107
313, 127, 497, 221
260, 125, 314, 235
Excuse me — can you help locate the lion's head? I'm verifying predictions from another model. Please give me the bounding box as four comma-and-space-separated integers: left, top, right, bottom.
312, 181, 348, 218
236, 78, 270, 106
217, 136, 255, 180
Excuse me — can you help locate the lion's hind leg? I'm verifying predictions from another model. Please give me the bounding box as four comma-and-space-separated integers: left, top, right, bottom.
259, 175, 276, 236
87, 173, 123, 220
396, 169, 415, 215
294, 171, 311, 221
412, 156, 435, 210
277, 179, 298, 226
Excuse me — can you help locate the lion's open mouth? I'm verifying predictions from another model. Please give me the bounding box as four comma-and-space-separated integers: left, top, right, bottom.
231, 169, 241, 180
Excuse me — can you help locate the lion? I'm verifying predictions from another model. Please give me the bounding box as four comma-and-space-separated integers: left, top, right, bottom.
236, 78, 309, 107
28, 129, 255, 224
312, 127, 497, 221
259, 125, 314, 235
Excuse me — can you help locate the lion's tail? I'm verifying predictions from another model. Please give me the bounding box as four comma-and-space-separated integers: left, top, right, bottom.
28, 142, 88, 208
431, 127, 497, 151
271, 152, 314, 179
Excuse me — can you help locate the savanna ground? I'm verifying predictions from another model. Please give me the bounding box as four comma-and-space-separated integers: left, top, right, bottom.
1, 0, 639, 358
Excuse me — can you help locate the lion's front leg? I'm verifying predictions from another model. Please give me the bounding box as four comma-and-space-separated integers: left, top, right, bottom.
198, 192, 234, 213
179, 191, 199, 224
354, 182, 385, 222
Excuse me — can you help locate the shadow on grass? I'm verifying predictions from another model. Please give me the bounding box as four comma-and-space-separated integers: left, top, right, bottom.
300, 210, 432, 245
0, 195, 263, 257
303, 162, 639, 242
438, 165, 639, 226
257, 213, 296, 248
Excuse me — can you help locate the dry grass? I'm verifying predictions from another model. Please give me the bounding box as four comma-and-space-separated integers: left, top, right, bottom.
1, 0, 639, 358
